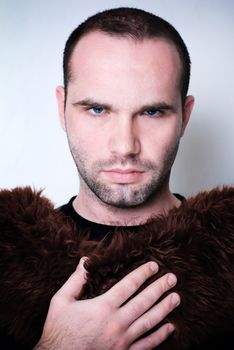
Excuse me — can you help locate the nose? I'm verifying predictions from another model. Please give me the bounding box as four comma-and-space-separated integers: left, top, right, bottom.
108, 115, 141, 158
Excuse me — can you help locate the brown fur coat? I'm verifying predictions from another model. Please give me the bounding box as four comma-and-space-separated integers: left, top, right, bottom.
0, 186, 234, 349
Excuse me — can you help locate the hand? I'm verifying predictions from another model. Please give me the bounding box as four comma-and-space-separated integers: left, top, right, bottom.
34, 258, 180, 350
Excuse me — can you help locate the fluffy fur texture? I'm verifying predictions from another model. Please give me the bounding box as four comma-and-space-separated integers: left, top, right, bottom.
0, 186, 233, 349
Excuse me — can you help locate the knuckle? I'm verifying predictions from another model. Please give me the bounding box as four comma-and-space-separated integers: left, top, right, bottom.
98, 299, 113, 317
104, 321, 125, 344
155, 278, 166, 296
124, 262, 158, 294
135, 262, 156, 282
105, 322, 120, 337
161, 292, 180, 315
160, 297, 172, 315
114, 336, 128, 350
125, 301, 140, 319
154, 329, 166, 346
49, 293, 66, 313
50, 293, 60, 306
139, 291, 156, 311
140, 337, 153, 350
145, 261, 158, 276
128, 275, 142, 291
156, 323, 174, 343
142, 317, 155, 333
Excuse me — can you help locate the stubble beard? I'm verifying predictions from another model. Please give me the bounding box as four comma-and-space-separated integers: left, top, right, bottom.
68, 140, 180, 209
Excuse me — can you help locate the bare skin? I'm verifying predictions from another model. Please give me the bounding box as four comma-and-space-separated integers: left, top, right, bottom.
57, 32, 194, 226
34, 259, 180, 350
35, 31, 194, 349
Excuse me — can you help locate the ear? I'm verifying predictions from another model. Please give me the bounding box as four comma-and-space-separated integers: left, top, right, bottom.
56, 86, 66, 131
180, 95, 195, 137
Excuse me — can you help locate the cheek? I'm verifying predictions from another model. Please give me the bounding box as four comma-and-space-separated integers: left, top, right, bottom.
67, 121, 106, 162
143, 123, 181, 160
70, 134, 97, 159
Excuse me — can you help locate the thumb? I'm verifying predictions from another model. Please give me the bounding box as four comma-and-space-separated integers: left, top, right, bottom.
56, 257, 88, 300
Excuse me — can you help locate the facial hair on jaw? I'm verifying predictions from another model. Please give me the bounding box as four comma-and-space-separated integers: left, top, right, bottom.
68, 138, 180, 209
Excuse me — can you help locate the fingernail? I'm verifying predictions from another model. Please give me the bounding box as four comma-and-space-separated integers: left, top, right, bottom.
149, 261, 159, 273
168, 324, 175, 333
167, 274, 177, 287
171, 293, 180, 306
77, 257, 88, 279
79, 257, 88, 268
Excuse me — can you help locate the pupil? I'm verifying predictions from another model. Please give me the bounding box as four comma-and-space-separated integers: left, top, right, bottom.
94, 107, 102, 113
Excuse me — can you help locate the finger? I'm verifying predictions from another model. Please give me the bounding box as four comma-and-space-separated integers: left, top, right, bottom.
56, 257, 88, 300
127, 292, 180, 340
129, 323, 175, 350
103, 261, 159, 307
119, 273, 177, 325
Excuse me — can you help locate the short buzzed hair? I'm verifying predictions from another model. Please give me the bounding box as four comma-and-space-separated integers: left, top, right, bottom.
63, 7, 191, 102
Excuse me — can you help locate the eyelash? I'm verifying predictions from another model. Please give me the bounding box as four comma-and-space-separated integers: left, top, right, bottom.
143, 109, 164, 117
88, 106, 106, 116
86, 106, 165, 118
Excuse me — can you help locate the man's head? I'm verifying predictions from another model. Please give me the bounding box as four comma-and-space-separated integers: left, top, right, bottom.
56, 8, 194, 209
63, 7, 191, 103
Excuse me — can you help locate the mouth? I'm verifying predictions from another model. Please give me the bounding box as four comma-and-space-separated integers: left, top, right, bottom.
101, 168, 145, 184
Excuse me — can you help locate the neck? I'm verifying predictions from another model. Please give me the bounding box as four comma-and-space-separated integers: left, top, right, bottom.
73, 183, 181, 226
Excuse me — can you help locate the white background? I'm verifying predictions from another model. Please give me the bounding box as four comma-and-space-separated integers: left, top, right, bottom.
0, 0, 233, 206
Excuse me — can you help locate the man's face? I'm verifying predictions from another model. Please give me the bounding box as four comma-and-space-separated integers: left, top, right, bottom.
57, 32, 193, 208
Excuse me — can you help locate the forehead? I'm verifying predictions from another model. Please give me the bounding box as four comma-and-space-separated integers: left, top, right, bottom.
69, 31, 181, 82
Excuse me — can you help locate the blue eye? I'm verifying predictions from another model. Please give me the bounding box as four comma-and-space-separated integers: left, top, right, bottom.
144, 109, 162, 117
90, 106, 105, 115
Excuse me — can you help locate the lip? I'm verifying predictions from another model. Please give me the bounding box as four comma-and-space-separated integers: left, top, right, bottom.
106, 168, 144, 173
102, 168, 145, 184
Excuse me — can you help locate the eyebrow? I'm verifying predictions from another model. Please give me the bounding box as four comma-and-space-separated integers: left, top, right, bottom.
72, 98, 112, 110
72, 98, 176, 114
138, 102, 176, 114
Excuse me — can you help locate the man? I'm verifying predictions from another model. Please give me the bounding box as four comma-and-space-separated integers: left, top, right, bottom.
34, 7, 194, 350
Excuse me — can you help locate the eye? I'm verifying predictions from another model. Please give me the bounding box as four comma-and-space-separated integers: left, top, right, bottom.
143, 108, 163, 117
89, 106, 105, 116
